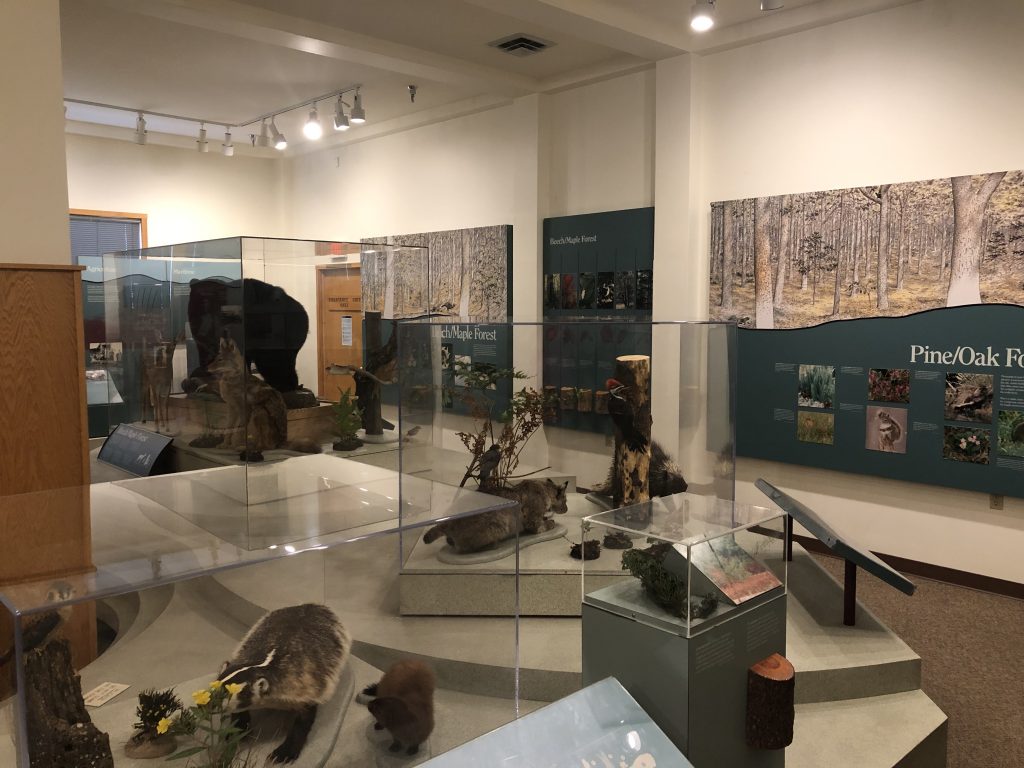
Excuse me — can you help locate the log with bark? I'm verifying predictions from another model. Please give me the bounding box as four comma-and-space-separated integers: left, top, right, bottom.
610, 355, 652, 529
745, 652, 795, 750
24, 639, 113, 768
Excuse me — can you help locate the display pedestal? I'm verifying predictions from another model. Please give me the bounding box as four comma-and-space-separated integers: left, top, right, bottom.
582, 594, 787, 768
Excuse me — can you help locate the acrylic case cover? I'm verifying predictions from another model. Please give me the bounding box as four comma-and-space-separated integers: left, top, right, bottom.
395, 318, 739, 700
92, 237, 433, 550
582, 497, 787, 638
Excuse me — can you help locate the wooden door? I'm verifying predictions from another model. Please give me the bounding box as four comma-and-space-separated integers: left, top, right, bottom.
317, 264, 363, 400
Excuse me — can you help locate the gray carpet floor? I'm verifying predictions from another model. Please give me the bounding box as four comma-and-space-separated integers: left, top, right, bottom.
811, 554, 1024, 768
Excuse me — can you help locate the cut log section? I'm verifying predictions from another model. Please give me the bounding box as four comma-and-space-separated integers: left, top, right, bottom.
25, 639, 114, 768
611, 355, 652, 528
577, 388, 593, 413
745, 652, 795, 750
559, 386, 577, 411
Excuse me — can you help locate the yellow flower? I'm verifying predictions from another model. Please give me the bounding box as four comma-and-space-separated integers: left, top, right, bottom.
225, 683, 244, 697
156, 717, 173, 735
209, 680, 223, 691
191, 690, 211, 706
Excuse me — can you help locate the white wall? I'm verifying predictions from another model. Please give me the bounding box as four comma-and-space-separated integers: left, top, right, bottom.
285, 106, 519, 241
1, 0, 70, 264
545, 70, 656, 218
65, 133, 286, 246
689, 0, 1024, 583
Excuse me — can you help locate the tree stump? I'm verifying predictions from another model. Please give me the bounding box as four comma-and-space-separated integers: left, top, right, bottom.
611, 355, 653, 529
24, 639, 113, 768
745, 652, 795, 750
358, 312, 393, 436
594, 389, 610, 414
577, 388, 593, 413
542, 386, 559, 424
559, 386, 577, 411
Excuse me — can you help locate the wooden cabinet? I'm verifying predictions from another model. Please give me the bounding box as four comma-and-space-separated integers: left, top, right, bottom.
0, 264, 95, 681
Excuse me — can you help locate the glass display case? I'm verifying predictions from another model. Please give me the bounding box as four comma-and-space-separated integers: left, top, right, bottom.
0, 463, 519, 767
393, 318, 737, 708
83, 237, 430, 547
582, 496, 787, 637
86, 236, 428, 449
421, 677, 694, 767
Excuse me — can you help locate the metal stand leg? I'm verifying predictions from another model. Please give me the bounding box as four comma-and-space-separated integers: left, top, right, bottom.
785, 515, 794, 562
843, 559, 857, 626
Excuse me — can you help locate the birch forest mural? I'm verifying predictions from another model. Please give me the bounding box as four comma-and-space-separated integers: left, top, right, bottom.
708, 170, 1024, 329
362, 225, 510, 321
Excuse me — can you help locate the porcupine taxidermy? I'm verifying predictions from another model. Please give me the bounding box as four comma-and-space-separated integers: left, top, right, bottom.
422, 478, 569, 553
0, 581, 74, 667
217, 604, 350, 765
876, 410, 902, 451
593, 441, 687, 501
364, 660, 436, 755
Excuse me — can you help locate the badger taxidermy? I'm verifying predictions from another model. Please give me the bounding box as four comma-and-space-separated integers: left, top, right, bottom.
217, 604, 350, 764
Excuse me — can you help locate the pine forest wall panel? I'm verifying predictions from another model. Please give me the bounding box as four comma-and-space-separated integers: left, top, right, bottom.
361, 225, 511, 320
708, 170, 1024, 329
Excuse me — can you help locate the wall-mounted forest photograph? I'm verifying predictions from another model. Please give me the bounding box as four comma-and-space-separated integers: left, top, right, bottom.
708, 170, 1024, 328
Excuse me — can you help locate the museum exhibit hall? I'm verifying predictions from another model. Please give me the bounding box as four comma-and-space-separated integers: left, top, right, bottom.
2, 0, 1023, 766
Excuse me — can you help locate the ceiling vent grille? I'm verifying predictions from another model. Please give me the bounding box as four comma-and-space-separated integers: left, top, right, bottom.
488, 34, 554, 57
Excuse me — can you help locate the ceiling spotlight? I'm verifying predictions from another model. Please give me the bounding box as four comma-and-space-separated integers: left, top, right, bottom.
134, 112, 147, 145
690, 0, 715, 32
303, 105, 323, 140
196, 122, 209, 153
333, 96, 350, 131
256, 119, 270, 148
350, 90, 366, 124
222, 129, 234, 157
270, 118, 287, 150
761, 0, 784, 9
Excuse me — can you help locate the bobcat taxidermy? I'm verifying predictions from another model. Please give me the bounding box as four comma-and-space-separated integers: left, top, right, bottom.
208, 337, 320, 459
422, 478, 569, 554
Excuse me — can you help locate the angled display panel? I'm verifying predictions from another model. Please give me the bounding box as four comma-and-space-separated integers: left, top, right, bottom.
755, 478, 916, 595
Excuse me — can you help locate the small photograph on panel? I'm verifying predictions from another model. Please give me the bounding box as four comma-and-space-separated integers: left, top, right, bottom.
578, 272, 597, 309
944, 372, 993, 423
997, 410, 1024, 457
797, 364, 835, 409
544, 273, 561, 310
943, 425, 990, 464
865, 406, 907, 453
441, 343, 453, 370
635, 269, 653, 311
453, 354, 472, 387
797, 410, 834, 445
596, 272, 616, 309
88, 342, 123, 365
561, 273, 577, 309
867, 368, 910, 404
614, 271, 636, 309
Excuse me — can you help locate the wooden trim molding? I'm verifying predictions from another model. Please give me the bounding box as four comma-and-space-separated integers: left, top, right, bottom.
69, 208, 148, 247
793, 534, 1024, 601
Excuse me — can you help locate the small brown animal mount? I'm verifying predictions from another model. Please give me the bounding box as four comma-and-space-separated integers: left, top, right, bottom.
366, 660, 436, 756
